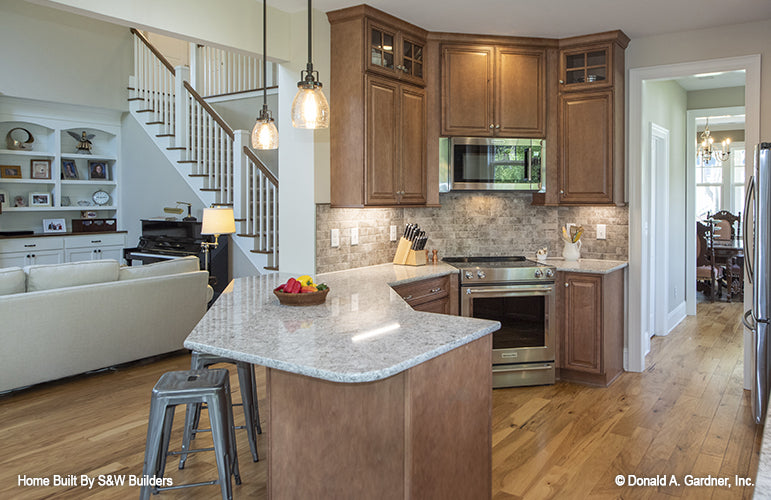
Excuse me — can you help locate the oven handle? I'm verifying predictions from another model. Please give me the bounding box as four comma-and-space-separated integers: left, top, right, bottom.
464, 285, 554, 296
492, 364, 553, 372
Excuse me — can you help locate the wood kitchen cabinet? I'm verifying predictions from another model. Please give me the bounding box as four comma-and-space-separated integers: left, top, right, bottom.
391, 273, 459, 315
440, 44, 546, 137
558, 269, 624, 387
328, 5, 431, 207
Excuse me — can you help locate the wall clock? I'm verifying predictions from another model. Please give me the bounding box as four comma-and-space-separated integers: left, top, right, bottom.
92, 190, 110, 206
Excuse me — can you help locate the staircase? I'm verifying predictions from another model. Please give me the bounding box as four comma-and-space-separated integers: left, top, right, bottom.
128, 29, 278, 271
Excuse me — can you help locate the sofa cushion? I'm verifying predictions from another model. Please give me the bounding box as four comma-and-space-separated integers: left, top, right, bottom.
119, 255, 200, 281
0, 267, 26, 296
26, 260, 120, 292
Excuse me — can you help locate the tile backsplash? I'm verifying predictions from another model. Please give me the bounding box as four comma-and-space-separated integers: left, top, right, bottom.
316, 193, 628, 273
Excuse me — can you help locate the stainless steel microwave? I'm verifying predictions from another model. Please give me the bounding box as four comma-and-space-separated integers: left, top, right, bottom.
439, 137, 545, 192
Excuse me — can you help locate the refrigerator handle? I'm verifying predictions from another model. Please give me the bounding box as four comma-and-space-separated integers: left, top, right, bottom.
743, 309, 757, 331
743, 175, 755, 284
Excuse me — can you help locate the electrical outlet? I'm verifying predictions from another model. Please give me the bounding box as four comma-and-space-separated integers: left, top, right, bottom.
596, 224, 607, 240
390, 225, 397, 242
674, 286, 679, 300
351, 227, 359, 246
331, 228, 340, 248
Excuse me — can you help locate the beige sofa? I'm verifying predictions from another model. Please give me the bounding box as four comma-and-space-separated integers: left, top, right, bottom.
0, 256, 212, 392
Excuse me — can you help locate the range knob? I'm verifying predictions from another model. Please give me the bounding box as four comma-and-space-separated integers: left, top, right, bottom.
545, 269, 554, 278
465, 271, 474, 279
477, 270, 486, 279
534, 269, 543, 278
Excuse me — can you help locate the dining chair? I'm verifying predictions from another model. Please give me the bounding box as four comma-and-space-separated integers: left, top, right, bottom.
707, 210, 743, 300
708, 210, 741, 241
696, 220, 720, 300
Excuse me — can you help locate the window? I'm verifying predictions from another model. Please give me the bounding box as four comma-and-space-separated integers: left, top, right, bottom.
696, 141, 745, 220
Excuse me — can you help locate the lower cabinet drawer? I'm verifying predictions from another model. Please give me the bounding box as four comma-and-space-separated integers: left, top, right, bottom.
0, 237, 64, 253
412, 297, 451, 315
392, 274, 450, 307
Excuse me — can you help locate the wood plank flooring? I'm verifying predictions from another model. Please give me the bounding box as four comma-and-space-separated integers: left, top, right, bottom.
0, 300, 761, 499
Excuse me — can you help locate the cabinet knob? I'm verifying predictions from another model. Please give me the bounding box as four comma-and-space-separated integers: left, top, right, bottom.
560, 190, 564, 194
430, 287, 442, 293
495, 125, 500, 129
565, 282, 569, 287
559, 79, 564, 84
489, 124, 494, 129
403, 295, 413, 301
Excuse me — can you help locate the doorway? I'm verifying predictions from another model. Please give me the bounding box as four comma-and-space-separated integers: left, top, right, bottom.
648, 122, 669, 350
627, 55, 761, 384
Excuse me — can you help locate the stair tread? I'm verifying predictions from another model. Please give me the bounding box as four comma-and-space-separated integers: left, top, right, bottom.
263, 266, 279, 271
178, 160, 198, 163
156, 134, 175, 137
136, 109, 154, 113
167, 147, 185, 150
188, 174, 207, 177
128, 97, 143, 101
250, 250, 273, 254
146, 121, 164, 125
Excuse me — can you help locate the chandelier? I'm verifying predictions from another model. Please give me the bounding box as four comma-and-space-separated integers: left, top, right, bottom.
698, 118, 730, 164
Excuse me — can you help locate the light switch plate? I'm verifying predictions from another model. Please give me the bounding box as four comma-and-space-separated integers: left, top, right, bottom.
351, 227, 359, 246
596, 224, 607, 240
331, 228, 340, 247
390, 225, 397, 241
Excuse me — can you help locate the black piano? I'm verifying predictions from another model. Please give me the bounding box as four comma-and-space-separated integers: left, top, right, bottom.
123, 219, 229, 302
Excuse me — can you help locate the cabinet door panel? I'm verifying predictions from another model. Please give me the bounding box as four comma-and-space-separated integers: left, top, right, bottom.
0, 252, 29, 268
412, 297, 450, 314
496, 48, 546, 137
365, 76, 399, 205
563, 273, 602, 373
441, 46, 494, 136
560, 91, 613, 204
66, 248, 96, 262
399, 85, 427, 205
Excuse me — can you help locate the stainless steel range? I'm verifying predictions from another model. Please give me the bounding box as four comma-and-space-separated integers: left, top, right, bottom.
443, 256, 556, 388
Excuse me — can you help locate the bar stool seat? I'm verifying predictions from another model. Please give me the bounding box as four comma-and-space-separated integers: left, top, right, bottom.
179, 352, 261, 469
140, 369, 240, 500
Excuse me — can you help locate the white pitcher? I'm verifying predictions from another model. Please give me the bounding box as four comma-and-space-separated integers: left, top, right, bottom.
562, 240, 582, 261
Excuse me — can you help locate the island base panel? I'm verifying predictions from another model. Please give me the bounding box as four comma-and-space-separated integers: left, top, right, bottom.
266, 335, 492, 499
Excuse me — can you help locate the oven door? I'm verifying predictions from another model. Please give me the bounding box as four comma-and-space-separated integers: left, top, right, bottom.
461, 283, 556, 365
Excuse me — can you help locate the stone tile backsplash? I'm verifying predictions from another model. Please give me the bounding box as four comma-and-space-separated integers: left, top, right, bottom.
316, 193, 628, 273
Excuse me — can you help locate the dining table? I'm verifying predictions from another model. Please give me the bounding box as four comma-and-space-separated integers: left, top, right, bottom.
711, 237, 744, 302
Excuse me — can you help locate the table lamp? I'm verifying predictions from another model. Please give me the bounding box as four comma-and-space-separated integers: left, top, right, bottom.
201, 206, 235, 271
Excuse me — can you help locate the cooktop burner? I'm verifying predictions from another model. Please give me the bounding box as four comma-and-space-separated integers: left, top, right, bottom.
443, 256, 555, 283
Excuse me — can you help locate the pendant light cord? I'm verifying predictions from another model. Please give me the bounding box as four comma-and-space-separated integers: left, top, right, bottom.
307, 0, 313, 68
263, 0, 268, 108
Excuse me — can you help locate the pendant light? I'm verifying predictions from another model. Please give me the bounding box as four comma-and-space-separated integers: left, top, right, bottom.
251, 0, 279, 149
290, 0, 329, 129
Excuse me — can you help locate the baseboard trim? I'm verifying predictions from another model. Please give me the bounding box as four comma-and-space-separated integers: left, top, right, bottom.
666, 301, 687, 334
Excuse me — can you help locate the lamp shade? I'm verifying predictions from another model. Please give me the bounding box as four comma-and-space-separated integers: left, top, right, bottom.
252, 117, 279, 150
290, 85, 330, 129
201, 207, 236, 235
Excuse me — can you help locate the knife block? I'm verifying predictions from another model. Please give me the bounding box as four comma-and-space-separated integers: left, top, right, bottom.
393, 237, 427, 266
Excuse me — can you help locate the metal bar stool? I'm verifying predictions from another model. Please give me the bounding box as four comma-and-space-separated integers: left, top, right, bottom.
179, 352, 261, 469
140, 369, 241, 500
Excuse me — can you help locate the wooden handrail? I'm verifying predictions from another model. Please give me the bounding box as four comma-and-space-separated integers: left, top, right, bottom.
130, 28, 176, 75
243, 146, 279, 186
183, 81, 235, 139
204, 85, 279, 100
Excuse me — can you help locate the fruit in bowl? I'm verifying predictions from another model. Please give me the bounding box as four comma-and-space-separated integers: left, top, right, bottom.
274, 276, 329, 306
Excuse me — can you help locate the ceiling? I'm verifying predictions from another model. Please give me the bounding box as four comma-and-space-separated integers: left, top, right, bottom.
272, 0, 771, 39
673, 70, 746, 91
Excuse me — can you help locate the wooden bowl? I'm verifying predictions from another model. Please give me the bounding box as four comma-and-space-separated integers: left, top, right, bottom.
273, 288, 330, 306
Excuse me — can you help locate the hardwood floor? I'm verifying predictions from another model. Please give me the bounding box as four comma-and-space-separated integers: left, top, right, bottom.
0, 301, 761, 499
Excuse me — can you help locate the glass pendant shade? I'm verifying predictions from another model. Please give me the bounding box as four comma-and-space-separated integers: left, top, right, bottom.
291, 83, 329, 129
252, 113, 279, 150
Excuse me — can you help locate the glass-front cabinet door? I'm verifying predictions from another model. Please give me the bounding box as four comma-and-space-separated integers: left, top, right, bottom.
366, 20, 425, 86
560, 44, 612, 91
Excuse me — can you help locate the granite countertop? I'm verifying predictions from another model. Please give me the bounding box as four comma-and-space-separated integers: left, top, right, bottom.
540, 257, 628, 274
184, 263, 500, 384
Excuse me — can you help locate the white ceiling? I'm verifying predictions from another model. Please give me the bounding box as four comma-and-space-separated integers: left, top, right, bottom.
673, 70, 746, 91
272, 0, 771, 39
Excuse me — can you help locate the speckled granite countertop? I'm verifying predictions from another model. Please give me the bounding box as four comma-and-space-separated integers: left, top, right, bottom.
184, 263, 500, 384
540, 258, 628, 274
754, 412, 771, 497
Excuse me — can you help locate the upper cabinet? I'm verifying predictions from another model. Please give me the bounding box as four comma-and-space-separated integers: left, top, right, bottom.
441, 44, 546, 138
560, 44, 614, 91
328, 5, 431, 207
367, 19, 425, 86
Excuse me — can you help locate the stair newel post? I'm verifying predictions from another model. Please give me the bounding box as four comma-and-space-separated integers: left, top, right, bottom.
188, 42, 200, 91
233, 131, 249, 229
175, 65, 191, 153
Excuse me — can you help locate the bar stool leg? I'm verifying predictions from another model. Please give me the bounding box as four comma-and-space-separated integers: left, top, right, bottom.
157, 405, 176, 478
140, 397, 166, 500
236, 362, 259, 461
178, 401, 201, 469
248, 364, 262, 435
208, 391, 234, 500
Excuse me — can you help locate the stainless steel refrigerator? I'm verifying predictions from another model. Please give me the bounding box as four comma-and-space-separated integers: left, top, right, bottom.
743, 142, 771, 424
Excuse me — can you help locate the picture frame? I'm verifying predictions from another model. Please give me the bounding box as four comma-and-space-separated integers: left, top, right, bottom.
0, 190, 8, 210
0, 165, 22, 179
29, 192, 51, 207
43, 218, 66, 233
88, 161, 107, 180
61, 160, 78, 180
13, 195, 26, 207
61, 195, 71, 207
31, 159, 52, 179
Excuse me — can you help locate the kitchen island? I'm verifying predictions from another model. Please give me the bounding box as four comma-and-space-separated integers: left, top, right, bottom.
184, 263, 500, 499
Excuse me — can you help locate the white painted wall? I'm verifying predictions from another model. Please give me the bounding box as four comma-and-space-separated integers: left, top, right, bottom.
642, 80, 687, 321
0, 0, 132, 111
29, 0, 292, 61
687, 86, 745, 110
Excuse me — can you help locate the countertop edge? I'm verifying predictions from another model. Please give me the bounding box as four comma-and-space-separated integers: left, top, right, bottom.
541, 258, 628, 274
184, 319, 500, 384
